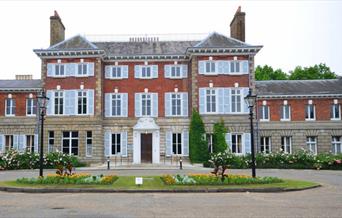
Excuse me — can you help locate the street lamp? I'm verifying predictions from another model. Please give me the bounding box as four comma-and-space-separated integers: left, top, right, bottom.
37, 90, 49, 177
244, 88, 257, 178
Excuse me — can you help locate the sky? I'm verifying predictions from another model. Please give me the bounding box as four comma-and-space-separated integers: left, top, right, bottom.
0, 0, 341, 79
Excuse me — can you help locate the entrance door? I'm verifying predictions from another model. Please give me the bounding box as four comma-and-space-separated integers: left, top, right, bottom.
141, 133, 152, 163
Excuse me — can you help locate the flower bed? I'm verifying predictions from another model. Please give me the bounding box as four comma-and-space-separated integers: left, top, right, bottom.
203, 150, 342, 170
0, 150, 85, 170
161, 174, 283, 185
16, 174, 118, 185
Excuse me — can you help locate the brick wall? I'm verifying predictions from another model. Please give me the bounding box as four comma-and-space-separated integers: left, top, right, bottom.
0, 92, 38, 116
257, 98, 341, 121
103, 61, 189, 118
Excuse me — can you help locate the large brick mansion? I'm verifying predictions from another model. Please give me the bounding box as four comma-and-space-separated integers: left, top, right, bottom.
0, 8, 341, 164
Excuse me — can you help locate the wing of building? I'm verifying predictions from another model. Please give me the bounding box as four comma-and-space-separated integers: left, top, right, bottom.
0, 8, 341, 164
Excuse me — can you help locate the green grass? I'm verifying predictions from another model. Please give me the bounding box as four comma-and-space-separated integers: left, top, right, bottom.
0, 176, 320, 191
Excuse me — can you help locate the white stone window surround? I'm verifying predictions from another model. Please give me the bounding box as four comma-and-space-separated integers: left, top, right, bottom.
331, 101, 341, 120
5, 98, 15, 117
306, 136, 317, 155
104, 65, 129, 79
260, 136, 271, 153
47, 62, 94, 78
46, 89, 94, 116
305, 100, 316, 121
198, 60, 249, 75
280, 101, 291, 121
26, 98, 37, 117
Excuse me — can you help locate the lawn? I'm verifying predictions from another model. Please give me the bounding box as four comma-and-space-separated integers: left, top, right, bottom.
0, 176, 320, 191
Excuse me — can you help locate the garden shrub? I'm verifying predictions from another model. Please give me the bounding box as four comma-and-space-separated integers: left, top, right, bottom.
189, 109, 209, 163
212, 120, 228, 153
0, 150, 84, 170
203, 149, 342, 170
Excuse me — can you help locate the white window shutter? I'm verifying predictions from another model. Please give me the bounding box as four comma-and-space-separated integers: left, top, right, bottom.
242, 61, 249, 74
223, 61, 230, 74
165, 93, 171, 117
121, 132, 128, 157
217, 61, 224, 74
105, 66, 111, 79
135, 93, 141, 117
104, 93, 111, 117
13, 135, 19, 150
47, 63, 54, 77
165, 131, 172, 156
182, 130, 189, 156
134, 65, 140, 78
164, 65, 171, 78
225, 133, 232, 152
152, 65, 158, 78
122, 93, 128, 117
243, 88, 250, 113
152, 93, 158, 117
66, 63, 76, 76
34, 134, 38, 153
199, 88, 206, 114
88, 63, 95, 76
224, 88, 230, 113
181, 65, 188, 78
65, 90, 76, 115
198, 61, 205, 74
18, 135, 25, 152
218, 88, 224, 113
122, 66, 129, 78
104, 130, 111, 157
87, 90, 94, 115
46, 90, 54, 115
244, 133, 251, 154
182, 92, 188, 116
0, 135, 4, 153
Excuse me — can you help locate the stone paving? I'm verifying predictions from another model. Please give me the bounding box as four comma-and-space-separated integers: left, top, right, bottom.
0, 167, 342, 218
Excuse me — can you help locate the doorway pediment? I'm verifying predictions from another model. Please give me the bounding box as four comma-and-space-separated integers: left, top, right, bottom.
133, 118, 160, 131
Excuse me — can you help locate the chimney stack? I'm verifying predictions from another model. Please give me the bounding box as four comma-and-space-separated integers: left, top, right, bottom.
230, 6, 246, 42
50, 10, 65, 46
16, 75, 33, 80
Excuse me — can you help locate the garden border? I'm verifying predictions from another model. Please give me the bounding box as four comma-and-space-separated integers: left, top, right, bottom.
0, 184, 321, 193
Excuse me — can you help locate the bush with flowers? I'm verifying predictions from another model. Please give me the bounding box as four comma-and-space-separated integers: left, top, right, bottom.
0, 150, 84, 171
16, 173, 118, 185
203, 149, 342, 170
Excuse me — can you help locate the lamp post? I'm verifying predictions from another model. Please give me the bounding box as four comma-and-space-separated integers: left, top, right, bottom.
37, 90, 49, 177
244, 88, 257, 178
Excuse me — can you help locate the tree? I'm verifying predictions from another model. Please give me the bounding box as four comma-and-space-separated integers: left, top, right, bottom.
289, 63, 337, 80
212, 120, 227, 153
255, 65, 288, 81
189, 109, 209, 163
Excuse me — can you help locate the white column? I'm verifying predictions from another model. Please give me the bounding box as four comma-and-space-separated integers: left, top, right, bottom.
152, 130, 160, 164
133, 131, 141, 164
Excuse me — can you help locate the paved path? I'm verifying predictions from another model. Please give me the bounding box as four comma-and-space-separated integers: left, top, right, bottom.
0, 168, 342, 218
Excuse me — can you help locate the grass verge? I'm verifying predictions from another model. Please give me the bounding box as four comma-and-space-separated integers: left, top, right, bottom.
0, 176, 319, 192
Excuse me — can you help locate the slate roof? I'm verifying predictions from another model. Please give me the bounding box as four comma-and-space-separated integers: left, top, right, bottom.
256, 79, 342, 96
194, 32, 250, 48
45, 32, 256, 56
94, 40, 199, 56
0, 80, 42, 91
48, 35, 99, 50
